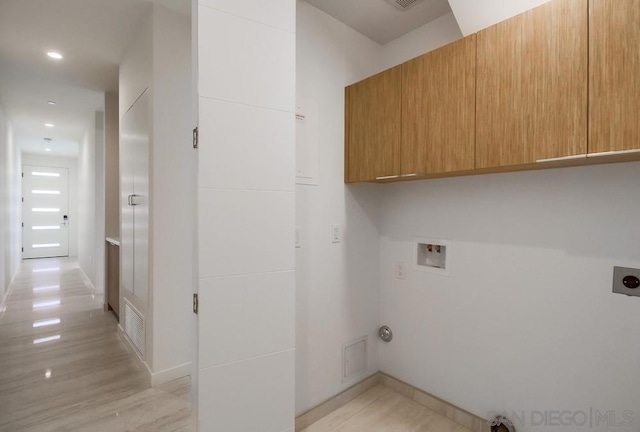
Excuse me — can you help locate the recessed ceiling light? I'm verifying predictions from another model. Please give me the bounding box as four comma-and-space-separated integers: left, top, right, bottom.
44, 148, 51, 152
47, 51, 63, 60
47, 101, 56, 105
45, 123, 54, 128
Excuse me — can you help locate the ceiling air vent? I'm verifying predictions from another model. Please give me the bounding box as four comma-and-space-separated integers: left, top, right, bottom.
387, 0, 424, 11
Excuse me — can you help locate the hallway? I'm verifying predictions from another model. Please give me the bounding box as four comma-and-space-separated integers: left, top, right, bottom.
0, 258, 194, 432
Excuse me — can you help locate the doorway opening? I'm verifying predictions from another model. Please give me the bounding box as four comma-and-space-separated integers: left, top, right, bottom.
22, 164, 70, 259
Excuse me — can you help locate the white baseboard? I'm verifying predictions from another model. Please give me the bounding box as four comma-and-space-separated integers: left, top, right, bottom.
150, 362, 193, 387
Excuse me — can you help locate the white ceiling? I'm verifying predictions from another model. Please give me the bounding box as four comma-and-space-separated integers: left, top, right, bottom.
303, 0, 453, 44
0, 0, 188, 158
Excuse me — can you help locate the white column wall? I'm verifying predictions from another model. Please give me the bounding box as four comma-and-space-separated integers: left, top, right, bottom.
197, 1, 296, 431
0, 104, 7, 298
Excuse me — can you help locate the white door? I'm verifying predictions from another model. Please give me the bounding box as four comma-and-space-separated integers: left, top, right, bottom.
22, 165, 70, 259
121, 90, 150, 304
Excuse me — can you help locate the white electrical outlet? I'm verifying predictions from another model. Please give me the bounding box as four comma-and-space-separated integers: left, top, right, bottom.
332, 225, 341, 243
395, 261, 406, 280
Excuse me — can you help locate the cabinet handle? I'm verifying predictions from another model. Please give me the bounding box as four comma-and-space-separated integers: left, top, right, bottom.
128, 194, 140, 206
375, 175, 400, 180
536, 154, 586, 163
587, 149, 640, 158
401, 173, 426, 177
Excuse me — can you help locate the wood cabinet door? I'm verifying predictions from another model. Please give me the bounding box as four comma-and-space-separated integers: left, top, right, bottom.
401, 56, 428, 176
424, 35, 476, 174
402, 35, 476, 176
476, 0, 588, 168
589, 0, 640, 154
345, 66, 402, 182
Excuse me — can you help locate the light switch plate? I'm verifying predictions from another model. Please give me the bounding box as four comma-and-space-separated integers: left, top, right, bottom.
395, 261, 406, 280
612, 266, 640, 297
331, 225, 341, 243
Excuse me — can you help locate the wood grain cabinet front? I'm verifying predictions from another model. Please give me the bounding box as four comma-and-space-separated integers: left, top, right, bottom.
344, 0, 640, 184
475, 0, 588, 168
402, 34, 476, 176
345, 66, 402, 183
589, 0, 640, 157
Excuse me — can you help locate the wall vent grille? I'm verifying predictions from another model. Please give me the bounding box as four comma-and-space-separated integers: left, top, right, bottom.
387, 0, 423, 10
124, 300, 145, 358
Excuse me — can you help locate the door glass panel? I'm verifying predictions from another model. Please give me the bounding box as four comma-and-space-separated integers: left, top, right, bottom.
31, 172, 60, 177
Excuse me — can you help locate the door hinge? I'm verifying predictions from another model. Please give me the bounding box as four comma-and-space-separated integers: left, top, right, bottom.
21, 247, 24, 252
21, 222, 23, 228
21, 172, 24, 178
192, 127, 198, 149
22, 197, 24, 202
193, 293, 199, 315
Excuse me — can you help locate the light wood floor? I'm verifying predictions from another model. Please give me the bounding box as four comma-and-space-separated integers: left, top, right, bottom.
301, 385, 471, 432
0, 258, 194, 432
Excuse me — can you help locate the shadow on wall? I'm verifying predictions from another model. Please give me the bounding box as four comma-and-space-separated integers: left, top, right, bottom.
378, 161, 640, 262
344, 182, 382, 371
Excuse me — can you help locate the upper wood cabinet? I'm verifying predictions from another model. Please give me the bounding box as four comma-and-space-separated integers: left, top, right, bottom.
589, 0, 640, 155
402, 35, 476, 176
476, 0, 588, 168
400, 56, 427, 176
345, 66, 402, 183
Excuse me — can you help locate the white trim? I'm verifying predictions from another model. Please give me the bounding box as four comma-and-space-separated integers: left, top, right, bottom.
536, 154, 587, 163
150, 362, 193, 387
587, 149, 640, 158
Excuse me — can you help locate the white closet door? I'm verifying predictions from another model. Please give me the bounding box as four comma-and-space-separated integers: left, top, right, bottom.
22, 165, 69, 259
121, 90, 150, 304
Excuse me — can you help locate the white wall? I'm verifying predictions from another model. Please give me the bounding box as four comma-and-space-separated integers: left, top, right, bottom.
3, 121, 21, 293
118, 4, 195, 384
150, 4, 194, 380
197, 1, 296, 430
105, 92, 119, 239
21, 153, 79, 258
448, 0, 551, 36
295, 3, 640, 431
380, 12, 462, 69
77, 112, 98, 287
378, 163, 640, 431
295, 2, 384, 415
119, 11, 152, 118
94, 111, 106, 295
119, 9, 153, 368
0, 103, 7, 298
